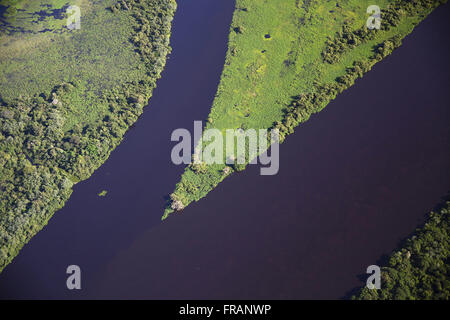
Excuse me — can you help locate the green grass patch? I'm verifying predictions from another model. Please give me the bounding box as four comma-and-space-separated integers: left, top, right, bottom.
0, 0, 148, 128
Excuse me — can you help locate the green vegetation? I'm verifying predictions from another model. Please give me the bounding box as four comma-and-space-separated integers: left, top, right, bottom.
354, 201, 450, 300
98, 190, 108, 197
0, 0, 177, 272
0, 0, 78, 34
164, 0, 447, 219
0, 0, 157, 128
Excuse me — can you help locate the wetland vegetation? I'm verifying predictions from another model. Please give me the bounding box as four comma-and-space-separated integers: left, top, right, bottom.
0, 0, 448, 301
0, 0, 176, 272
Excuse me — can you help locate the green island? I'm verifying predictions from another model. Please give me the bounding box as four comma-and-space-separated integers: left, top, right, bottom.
0, 0, 176, 272
164, 0, 447, 218
162, 0, 448, 299
354, 201, 450, 300
97, 190, 108, 197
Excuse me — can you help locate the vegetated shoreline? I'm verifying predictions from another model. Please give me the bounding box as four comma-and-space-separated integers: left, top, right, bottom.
0, 0, 177, 273
352, 200, 450, 300
163, 0, 447, 219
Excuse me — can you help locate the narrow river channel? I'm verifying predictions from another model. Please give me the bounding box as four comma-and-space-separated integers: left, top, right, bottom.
0, 1, 449, 299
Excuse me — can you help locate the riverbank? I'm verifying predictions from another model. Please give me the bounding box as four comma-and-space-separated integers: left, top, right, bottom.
354, 200, 450, 300
164, 0, 447, 218
0, 0, 176, 272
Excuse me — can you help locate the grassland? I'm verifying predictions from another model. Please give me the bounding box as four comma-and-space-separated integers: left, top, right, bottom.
164, 0, 447, 219
0, 0, 152, 128
0, 0, 176, 272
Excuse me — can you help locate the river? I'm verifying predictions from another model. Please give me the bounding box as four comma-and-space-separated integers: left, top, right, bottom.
0, 1, 449, 299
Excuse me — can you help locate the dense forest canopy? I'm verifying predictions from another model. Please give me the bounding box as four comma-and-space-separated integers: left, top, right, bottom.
355, 202, 450, 300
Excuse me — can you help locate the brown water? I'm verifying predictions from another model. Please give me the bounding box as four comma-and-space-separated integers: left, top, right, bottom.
0, 1, 449, 299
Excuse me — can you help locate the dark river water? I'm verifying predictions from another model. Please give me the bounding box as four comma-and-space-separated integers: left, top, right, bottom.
0, 1, 449, 299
